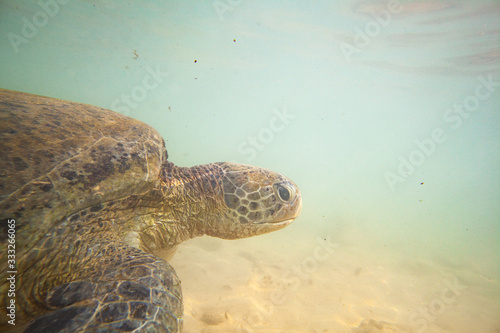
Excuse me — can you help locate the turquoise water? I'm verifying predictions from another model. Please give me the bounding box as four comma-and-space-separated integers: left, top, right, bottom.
1, 1, 499, 332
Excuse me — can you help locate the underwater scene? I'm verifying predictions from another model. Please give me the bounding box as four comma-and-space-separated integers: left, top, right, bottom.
0, 0, 499, 332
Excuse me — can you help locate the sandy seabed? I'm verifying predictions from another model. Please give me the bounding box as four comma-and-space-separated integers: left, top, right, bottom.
169, 230, 500, 333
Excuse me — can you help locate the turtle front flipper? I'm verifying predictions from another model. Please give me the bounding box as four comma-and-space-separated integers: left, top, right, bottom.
25, 247, 183, 333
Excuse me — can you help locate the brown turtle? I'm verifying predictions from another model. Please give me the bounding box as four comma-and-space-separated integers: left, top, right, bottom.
0, 89, 302, 332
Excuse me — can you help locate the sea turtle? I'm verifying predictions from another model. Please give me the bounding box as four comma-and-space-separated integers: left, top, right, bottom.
0, 89, 302, 332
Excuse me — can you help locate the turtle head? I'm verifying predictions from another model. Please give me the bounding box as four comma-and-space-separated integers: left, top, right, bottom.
206, 162, 302, 239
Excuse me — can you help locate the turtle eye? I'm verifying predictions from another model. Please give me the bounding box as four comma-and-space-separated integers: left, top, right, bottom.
278, 186, 290, 201
274, 183, 295, 202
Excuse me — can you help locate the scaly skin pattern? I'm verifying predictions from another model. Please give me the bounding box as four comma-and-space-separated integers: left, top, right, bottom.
0, 89, 302, 332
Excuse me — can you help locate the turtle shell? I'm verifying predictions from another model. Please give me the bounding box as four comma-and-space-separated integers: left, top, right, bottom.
0, 89, 167, 253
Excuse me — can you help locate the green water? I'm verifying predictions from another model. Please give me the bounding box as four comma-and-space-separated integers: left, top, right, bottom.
1, 0, 499, 332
